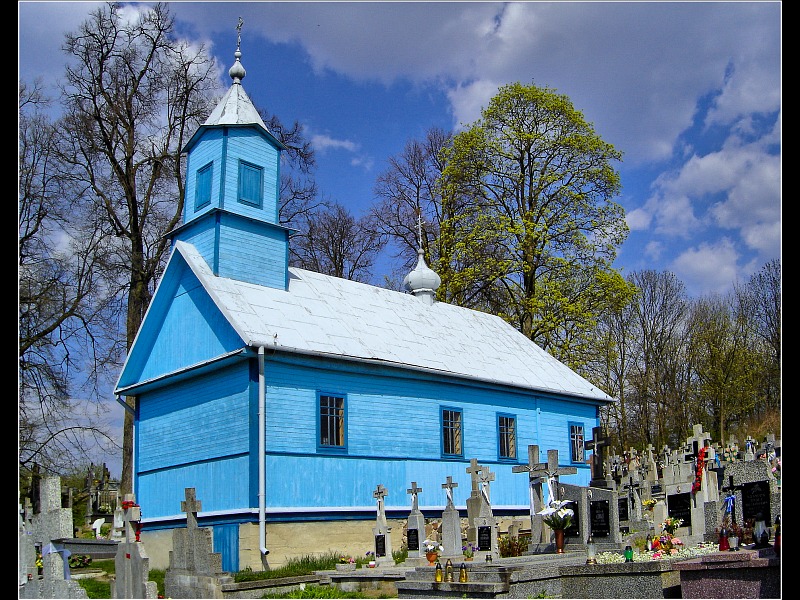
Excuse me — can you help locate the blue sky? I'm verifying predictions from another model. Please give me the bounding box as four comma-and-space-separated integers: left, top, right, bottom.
19, 1, 781, 477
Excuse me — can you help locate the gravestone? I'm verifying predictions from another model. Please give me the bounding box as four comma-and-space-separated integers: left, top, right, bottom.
439, 476, 462, 558
111, 493, 157, 598
560, 484, 622, 551
719, 457, 780, 537
372, 484, 394, 566
536, 450, 578, 550
667, 492, 692, 527
512, 444, 550, 552
464, 458, 484, 543
473, 466, 499, 560
164, 488, 233, 598
19, 476, 89, 599
405, 482, 424, 560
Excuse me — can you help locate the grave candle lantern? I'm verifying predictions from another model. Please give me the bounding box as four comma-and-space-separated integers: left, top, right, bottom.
585, 534, 597, 564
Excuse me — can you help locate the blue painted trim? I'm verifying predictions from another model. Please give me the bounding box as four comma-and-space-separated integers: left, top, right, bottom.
219, 128, 228, 210
440, 405, 464, 459
496, 412, 518, 462
316, 390, 348, 454
213, 210, 221, 276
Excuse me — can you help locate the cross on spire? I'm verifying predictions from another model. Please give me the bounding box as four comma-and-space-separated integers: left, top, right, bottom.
236, 16, 243, 50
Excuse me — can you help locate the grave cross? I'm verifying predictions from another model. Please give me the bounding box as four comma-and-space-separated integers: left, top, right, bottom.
513, 445, 550, 542
373, 484, 388, 514
181, 487, 202, 530
442, 476, 458, 508
543, 449, 577, 505
720, 475, 743, 518
585, 426, 611, 481
406, 482, 422, 512
466, 458, 483, 495
478, 467, 495, 506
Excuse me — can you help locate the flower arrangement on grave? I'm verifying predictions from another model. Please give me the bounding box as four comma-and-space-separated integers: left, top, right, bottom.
462, 542, 477, 558
99, 503, 112, 513
661, 516, 683, 535
35, 553, 43, 569
538, 499, 574, 530
651, 516, 684, 553
121, 500, 139, 510
364, 551, 376, 567
423, 539, 443, 556
339, 555, 355, 564
642, 498, 657, 511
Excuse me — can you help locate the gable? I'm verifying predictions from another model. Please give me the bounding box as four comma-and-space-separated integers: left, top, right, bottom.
115, 250, 246, 390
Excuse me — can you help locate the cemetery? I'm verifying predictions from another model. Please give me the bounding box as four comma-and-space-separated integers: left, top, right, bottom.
19, 425, 781, 598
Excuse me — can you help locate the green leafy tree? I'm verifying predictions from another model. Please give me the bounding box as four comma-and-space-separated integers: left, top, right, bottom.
439, 82, 634, 367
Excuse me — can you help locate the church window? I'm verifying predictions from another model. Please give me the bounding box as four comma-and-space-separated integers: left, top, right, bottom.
441, 407, 463, 458
318, 393, 346, 451
497, 413, 517, 460
569, 422, 585, 464
238, 160, 263, 207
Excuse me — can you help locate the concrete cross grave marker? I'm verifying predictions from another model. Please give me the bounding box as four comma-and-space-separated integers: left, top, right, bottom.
512, 445, 550, 548
586, 426, 612, 485
372, 484, 393, 565
407, 481, 422, 513
442, 476, 458, 509
405, 482, 425, 559
164, 488, 231, 598
543, 449, 578, 505
440, 475, 462, 557
465, 458, 485, 543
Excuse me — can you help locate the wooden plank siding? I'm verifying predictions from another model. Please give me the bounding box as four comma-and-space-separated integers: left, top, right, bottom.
134, 352, 595, 521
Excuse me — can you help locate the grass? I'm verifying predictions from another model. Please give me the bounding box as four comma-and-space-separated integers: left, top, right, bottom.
74, 550, 403, 598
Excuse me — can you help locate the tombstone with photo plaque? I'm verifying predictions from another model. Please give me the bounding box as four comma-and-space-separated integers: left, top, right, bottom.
405, 482, 425, 560
371, 484, 393, 566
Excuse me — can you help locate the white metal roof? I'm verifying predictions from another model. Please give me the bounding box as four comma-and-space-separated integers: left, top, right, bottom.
176, 241, 614, 403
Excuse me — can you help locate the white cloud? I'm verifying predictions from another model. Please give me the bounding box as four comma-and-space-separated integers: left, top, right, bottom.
311, 133, 358, 154
670, 238, 740, 297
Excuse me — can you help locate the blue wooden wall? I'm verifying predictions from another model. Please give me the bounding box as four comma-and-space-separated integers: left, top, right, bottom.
134, 353, 596, 521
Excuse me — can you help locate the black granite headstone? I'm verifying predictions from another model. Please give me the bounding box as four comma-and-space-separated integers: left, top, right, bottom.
407, 528, 419, 551
565, 504, 580, 538
618, 497, 629, 522
375, 534, 386, 557
667, 492, 692, 526
478, 526, 492, 551
591, 500, 610, 537
742, 480, 771, 523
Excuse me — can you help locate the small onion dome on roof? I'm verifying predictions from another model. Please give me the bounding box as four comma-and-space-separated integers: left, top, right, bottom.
403, 248, 441, 304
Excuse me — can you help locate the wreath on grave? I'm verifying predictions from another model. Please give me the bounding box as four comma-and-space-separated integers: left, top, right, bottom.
692, 446, 706, 493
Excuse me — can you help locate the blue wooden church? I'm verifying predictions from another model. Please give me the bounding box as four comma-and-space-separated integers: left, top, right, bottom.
114, 39, 614, 572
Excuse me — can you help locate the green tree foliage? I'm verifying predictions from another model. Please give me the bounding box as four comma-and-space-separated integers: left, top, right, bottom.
438, 82, 635, 366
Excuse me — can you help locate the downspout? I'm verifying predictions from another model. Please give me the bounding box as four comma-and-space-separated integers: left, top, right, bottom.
258, 346, 269, 558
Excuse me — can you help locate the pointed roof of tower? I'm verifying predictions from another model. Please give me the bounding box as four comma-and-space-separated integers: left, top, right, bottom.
183, 18, 284, 153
